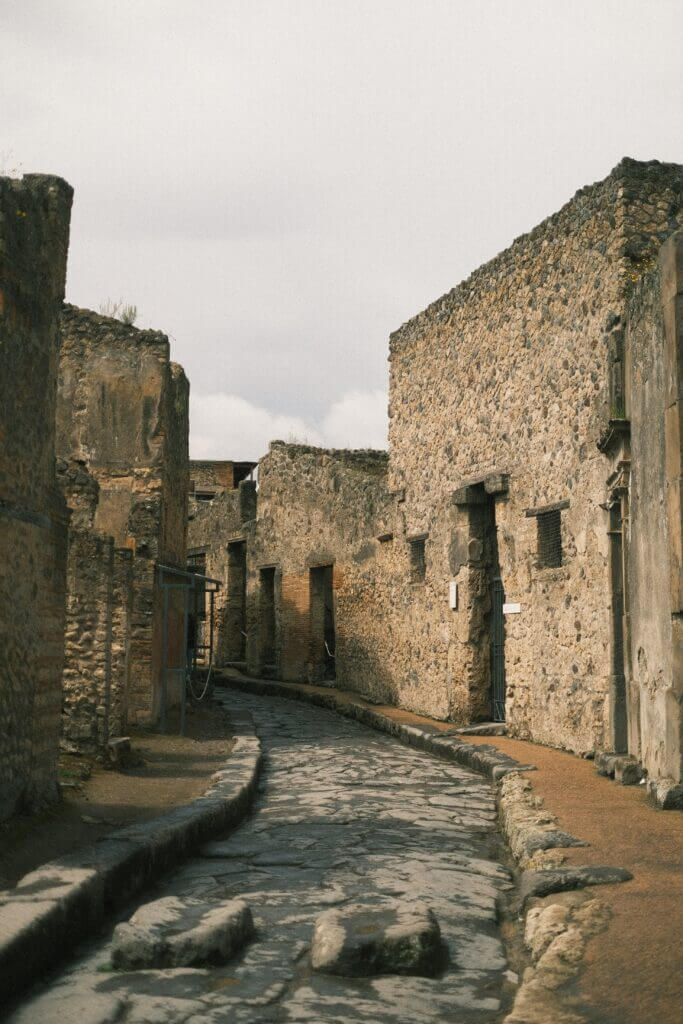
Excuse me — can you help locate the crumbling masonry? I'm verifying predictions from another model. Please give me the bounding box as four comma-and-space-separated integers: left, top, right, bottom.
56, 306, 190, 738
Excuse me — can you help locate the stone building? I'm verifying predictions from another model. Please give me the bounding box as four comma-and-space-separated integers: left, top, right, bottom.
56, 306, 190, 729
0, 174, 73, 819
187, 157, 683, 800
243, 443, 391, 687
187, 460, 256, 667
384, 157, 683, 792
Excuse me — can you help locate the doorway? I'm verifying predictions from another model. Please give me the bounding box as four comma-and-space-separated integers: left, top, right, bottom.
310, 564, 335, 681
608, 503, 629, 752
225, 540, 247, 662
259, 566, 277, 670
483, 497, 506, 722
465, 486, 506, 722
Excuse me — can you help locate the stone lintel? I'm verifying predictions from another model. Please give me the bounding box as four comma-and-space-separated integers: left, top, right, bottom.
525, 499, 570, 518
453, 473, 509, 506
483, 472, 510, 495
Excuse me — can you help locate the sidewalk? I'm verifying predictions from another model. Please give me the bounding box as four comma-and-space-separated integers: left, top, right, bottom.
220, 672, 683, 1024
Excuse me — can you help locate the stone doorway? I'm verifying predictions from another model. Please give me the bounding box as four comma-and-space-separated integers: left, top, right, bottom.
259, 566, 277, 672
452, 475, 509, 724
225, 540, 247, 662
309, 564, 336, 681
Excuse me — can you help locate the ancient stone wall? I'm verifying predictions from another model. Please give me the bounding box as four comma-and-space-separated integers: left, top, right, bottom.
625, 231, 683, 784
190, 460, 255, 494
0, 174, 72, 819
56, 306, 189, 726
386, 158, 683, 753
187, 461, 257, 667
56, 459, 133, 753
244, 443, 394, 691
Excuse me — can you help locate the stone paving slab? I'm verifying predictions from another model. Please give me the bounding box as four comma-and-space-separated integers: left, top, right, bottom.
223, 672, 536, 781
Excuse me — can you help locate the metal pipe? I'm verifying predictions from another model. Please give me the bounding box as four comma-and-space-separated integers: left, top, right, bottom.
157, 562, 222, 586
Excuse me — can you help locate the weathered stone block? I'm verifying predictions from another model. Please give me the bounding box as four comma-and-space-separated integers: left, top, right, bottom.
518, 866, 633, 909
646, 776, 683, 810
111, 896, 254, 969
311, 901, 443, 977
613, 758, 644, 786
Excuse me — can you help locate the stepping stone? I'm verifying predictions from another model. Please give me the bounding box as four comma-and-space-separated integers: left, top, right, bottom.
111, 896, 253, 970
310, 900, 444, 977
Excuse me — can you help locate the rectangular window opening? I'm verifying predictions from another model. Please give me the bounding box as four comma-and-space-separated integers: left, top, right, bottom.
536, 509, 563, 568
409, 536, 427, 583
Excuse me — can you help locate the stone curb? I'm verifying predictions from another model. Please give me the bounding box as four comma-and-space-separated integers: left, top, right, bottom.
221, 673, 535, 781
497, 762, 633, 1023
0, 715, 262, 1009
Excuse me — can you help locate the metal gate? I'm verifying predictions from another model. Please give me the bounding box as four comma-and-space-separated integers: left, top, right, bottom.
491, 577, 506, 722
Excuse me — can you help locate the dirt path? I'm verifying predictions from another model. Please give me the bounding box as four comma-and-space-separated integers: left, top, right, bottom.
0, 701, 234, 890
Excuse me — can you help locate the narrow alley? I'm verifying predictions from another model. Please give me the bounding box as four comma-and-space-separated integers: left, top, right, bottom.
10, 691, 514, 1024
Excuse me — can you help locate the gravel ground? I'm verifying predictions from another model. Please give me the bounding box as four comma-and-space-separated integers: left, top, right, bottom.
0, 700, 235, 890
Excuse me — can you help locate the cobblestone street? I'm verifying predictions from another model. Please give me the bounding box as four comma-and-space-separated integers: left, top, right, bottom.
11, 691, 514, 1023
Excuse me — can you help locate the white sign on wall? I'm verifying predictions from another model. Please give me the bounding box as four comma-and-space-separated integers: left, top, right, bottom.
449, 581, 458, 610
503, 602, 521, 615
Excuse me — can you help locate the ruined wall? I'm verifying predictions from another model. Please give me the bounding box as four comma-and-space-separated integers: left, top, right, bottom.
187, 462, 256, 666
57, 459, 133, 752
244, 443, 394, 692
189, 460, 254, 493
0, 174, 72, 818
626, 232, 683, 783
57, 307, 189, 725
386, 158, 683, 752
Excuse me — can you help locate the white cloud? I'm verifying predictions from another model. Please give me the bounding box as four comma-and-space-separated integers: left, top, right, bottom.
321, 389, 388, 450
190, 389, 388, 462
190, 393, 321, 461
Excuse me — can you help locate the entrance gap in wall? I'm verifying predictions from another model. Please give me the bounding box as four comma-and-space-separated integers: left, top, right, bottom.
310, 564, 335, 681
608, 504, 629, 752
259, 566, 276, 670
226, 540, 247, 662
484, 497, 506, 722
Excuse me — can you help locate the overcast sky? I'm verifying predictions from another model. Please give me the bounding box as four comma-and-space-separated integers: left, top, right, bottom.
3, 0, 681, 459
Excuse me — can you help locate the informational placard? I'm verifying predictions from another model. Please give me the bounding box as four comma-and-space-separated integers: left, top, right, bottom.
503, 602, 521, 614
449, 581, 458, 610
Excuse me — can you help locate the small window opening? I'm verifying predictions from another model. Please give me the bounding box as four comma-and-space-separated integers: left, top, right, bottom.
409, 537, 426, 582
536, 509, 562, 568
